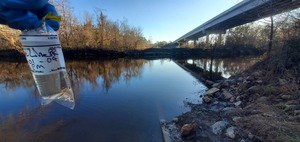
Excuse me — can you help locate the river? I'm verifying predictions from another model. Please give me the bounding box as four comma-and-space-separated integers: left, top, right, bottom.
0, 57, 260, 142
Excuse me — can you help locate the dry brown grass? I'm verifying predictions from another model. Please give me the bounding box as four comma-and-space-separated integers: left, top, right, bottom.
236, 103, 300, 142
238, 115, 300, 142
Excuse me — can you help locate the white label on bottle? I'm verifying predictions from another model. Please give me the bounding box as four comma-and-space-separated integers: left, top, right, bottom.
23, 45, 66, 75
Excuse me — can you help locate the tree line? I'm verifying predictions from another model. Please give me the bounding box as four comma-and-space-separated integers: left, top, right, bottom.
0, 0, 151, 51
53, 0, 151, 51
0, 0, 299, 52
223, 11, 299, 51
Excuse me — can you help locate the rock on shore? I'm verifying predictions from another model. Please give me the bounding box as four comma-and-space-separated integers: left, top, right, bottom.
161, 67, 300, 142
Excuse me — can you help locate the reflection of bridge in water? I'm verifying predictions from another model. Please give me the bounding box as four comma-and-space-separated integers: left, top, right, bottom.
175, 60, 223, 83
175, 57, 261, 82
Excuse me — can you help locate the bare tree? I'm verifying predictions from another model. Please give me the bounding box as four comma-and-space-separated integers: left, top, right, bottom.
82, 12, 94, 47
95, 9, 107, 48
53, 0, 78, 48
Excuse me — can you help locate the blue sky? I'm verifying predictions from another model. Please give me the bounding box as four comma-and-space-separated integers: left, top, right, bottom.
71, 0, 242, 43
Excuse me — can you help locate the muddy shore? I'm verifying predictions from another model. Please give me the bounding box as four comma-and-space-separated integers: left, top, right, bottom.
161, 53, 300, 142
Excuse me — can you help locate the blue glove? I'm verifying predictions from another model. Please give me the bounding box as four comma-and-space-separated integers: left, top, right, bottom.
0, 0, 60, 31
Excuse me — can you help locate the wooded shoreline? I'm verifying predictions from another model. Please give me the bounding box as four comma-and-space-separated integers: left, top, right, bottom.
0, 47, 265, 62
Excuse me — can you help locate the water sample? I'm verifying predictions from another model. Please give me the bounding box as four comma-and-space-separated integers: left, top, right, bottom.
20, 24, 75, 109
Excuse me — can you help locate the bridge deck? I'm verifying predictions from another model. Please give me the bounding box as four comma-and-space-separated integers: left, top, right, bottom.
175, 0, 300, 43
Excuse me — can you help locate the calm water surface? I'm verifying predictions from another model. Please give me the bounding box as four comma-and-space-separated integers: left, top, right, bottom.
0, 58, 258, 141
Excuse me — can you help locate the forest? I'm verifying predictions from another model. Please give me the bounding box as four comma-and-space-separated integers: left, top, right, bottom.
0, 0, 299, 54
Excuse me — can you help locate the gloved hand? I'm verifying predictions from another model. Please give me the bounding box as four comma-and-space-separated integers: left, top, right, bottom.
0, 0, 60, 31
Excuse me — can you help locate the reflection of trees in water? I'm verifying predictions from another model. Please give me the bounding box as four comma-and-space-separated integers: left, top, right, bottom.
67, 59, 147, 92
0, 105, 76, 141
0, 59, 147, 92
188, 58, 260, 78
0, 59, 148, 140
0, 58, 255, 91
0, 62, 34, 89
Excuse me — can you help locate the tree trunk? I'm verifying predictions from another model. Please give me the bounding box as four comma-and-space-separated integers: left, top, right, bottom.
268, 16, 274, 52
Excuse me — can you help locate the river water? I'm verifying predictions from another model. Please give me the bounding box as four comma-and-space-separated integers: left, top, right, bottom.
0, 58, 259, 142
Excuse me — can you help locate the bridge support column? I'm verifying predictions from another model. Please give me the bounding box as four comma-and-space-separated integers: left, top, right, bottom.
181, 41, 188, 47
178, 41, 187, 47
193, 40, 197, 47
206, 35, 210, 48
217, 33, 222, 46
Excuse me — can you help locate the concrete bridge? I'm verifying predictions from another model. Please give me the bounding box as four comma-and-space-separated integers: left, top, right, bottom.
174, 0, 300, 45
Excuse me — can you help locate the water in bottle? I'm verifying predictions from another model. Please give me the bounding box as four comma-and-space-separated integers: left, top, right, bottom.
20, 23, 75, 109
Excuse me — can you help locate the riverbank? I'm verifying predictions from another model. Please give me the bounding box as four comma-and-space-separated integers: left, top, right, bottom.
0, 47, 264, 61
162, 46, 300, 141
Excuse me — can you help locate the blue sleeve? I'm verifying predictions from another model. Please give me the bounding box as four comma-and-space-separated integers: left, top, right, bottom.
0, 6, 42, 30
0, 0, 48, 10
0, 2, 59, 31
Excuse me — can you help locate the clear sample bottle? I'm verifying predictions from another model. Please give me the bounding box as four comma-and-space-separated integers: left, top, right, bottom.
20, 23, 75, 109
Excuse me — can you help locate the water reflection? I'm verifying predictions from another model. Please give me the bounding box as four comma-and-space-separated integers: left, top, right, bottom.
176, 57, 260, 81
0, 59, 167, 142
0, 58, 259, 141
67, 59, 147, 92
0, 61, 35, 89
0, 59, 147, 93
